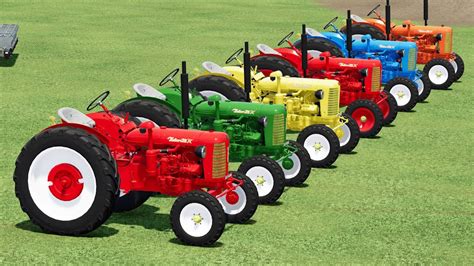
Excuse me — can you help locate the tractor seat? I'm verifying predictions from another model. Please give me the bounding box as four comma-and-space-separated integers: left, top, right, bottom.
306, 28, 325, 37
133, 83, 166, 100
202, 61, 232, 76
58, 107, 96, 128
256, 44, 281, 56
351, 14, 367, 23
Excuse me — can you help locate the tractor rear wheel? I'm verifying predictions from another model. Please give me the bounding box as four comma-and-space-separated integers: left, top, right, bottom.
250, 56, 300, 77
384, 77, 418, 111
171, 190, 226, 246
423, 58, 455, 89
377, 92, 398, 126
296, 124, 340, 168
295, 38, 345, 58
279, 140, 311, 186
190, 75, 247, 102
217, 171, 258, 223
452, 53, 464, 81
114, 99, 181, 128
113, 191, 152, 212
238, 155, 285, 204
415, 74, 432, 102
338, 113, 360, 152
14, 127, 118, 235
345, 99, 383, 138
341, 24, 386, 40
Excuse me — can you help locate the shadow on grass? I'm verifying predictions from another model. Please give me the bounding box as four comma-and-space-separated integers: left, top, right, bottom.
0, 54, 19, 67
107, 204, 172, 232
15, 220, 119, 237
263, 200, 284, 206
343, 151, 357, 155
168, 238, 224, 247
384, 124, 396, 128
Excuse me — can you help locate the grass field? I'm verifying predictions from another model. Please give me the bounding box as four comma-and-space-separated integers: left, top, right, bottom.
0, 0, 473, 264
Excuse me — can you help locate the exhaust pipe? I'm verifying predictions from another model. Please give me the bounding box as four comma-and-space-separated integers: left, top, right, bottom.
244, 41, 251, 101
385, 0, 391, 40
301, 24, 308, 77
424, 0, 429, 26
346, 10, 352, 58
180, 61, 189, 129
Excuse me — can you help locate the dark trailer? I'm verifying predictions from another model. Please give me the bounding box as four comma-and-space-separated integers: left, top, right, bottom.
0, 24, 19, 59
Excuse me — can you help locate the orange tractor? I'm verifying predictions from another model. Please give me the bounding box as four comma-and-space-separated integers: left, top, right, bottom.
345, 0, 464, 90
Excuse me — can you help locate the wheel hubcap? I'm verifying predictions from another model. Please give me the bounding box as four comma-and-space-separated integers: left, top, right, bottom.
179, 203, 213, 237
389, 84, 411, 106
428, 65, 449, 85
303, 134, 331, 161
246, 166, 274, 197
192, 213, 203, 224
352, 107, 375, 133
48, 163, 84, 201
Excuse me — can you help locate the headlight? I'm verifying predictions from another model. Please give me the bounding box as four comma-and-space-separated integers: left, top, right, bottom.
360, 68, 368, 77
397, 49, 404, 57
195, 146, 206, 159
435, 33, 442, 41
315, 90, 324, 100
258, 116, 268, 127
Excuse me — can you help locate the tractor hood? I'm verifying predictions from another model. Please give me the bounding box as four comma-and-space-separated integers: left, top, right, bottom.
195, 100, 286, 118
311, 55, 382, 70
353, 37, 417, 53
392, 24, 452, 36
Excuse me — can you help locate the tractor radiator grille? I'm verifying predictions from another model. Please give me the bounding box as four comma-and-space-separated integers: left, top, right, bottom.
444, 32, 452, 54
327, 87, 339, 116
371, 67, 381, 92
212, 143, 227, 178
272, 114, 285, 145
408, 48, 416, 70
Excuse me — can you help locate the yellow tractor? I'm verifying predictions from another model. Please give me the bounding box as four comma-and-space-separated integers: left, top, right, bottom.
190, 42, 360, 168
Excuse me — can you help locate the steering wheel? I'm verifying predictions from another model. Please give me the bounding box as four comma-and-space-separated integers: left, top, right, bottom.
159, 68, 179, 86
367, 4, 381, 16
225, 48, 243, 64
324, 17, 338, 30
278, 31, 294, 46
87, 91, 110, 111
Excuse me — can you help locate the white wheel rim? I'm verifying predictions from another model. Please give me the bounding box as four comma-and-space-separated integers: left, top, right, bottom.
303, 134, 331, 161
217, 186, 247, 215
389, 84, 411, 107
428, 65, 449, 85
415, 79, 424, 95
246, 166, 274, 197
28, 147, 97, 221
279, 153, 301, 180
179, 203, 213, 237
450, 60, 458, 73
339, 123, 351, 147
199, 90, 229, 101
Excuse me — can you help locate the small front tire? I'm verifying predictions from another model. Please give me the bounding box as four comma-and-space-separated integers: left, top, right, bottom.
384, 77, 418, 112
345, 99, 383, 138
296, 125, 340, 168
279, 140, 312, 186
423, 58, 455, 89
338, 113, 360, 152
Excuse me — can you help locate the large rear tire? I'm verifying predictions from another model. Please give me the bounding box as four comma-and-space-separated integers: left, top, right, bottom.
423, 58, 455, 89
14, 127, 118, 235
295, 38, 345, 58
189, 76, 247, 102
113, 191, 152, 212
250, 56, 300, 77
296, 124, 340, 168
345, 99, 383, 138
384, 77, 418, 111
114, 99, 181, 128
341, 23, 386, 40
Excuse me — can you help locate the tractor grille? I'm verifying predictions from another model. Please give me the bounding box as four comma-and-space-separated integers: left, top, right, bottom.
408, 48, 416, 70
371, 67, 381, 92
212, 143, 227, 178
272, 114, 285, 145
327, 87, 339, 116
444, 32, 452, 53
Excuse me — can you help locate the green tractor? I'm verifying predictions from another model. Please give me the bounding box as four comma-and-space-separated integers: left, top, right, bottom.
114, 62, 312, 204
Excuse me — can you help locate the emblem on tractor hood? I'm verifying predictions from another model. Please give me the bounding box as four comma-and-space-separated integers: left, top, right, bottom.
232, 109, 256, 115
379, 45, 395, 49
167, 137, 193, 144
339, 63, 357, 68
418, 30, 433, 33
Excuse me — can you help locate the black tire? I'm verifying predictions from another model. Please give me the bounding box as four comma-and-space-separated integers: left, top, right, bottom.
384, 77, 418, 111
295, 38, 345, 58
296, 124, 340, 168
14, 127, 118, 235
189, 75, 248, 102
452, 52, 464, 81
114, 99, 181, 128
416, 74, 432, 102
345, 99, 383, 138
423, 58, 455, 89
218, 171, 258, 223
280, 140, 311, 186
237, 155, 285, 204
338, 113, 360, 152
380, 92, 398, 126
113, 191, 152, 212
250, 56, 300, 77
341, 24, 386, 40
170, 190, 226, 246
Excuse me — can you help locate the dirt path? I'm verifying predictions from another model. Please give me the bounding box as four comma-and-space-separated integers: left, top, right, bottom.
317, 0, 473, 26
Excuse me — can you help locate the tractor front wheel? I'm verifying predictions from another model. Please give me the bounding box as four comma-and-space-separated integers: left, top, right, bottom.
384, 77, 418, 112
415, 74, 432, 102
217, 171, 258, 224
345, 99, 383, 138
423, 58, 455, 89
279, 140, 312, 186
296, 124, 340, 168
338, 113, 360, 152
451, 53, 464, 81
171, 190, 226, 246
376, 92, 398, 126
190, 75, 247, 102
238, 155, 285, 204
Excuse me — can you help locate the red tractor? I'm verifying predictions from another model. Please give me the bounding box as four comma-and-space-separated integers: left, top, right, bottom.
14, 88, 259, 246
250, 25, 397, 138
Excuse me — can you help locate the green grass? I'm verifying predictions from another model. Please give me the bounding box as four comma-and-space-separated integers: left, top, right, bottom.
1, 0, 473, 264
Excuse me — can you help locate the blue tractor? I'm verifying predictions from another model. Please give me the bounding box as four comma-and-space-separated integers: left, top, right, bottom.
294, 11, 431, 112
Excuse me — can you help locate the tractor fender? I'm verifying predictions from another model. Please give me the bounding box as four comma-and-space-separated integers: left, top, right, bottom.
252, 52, 300, 71
119, 97, 182, 117
44, 123, 111, 146
192, 73, 245, 88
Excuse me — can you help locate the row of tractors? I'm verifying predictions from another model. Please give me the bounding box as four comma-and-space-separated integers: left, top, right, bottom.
14, 1, 463, 246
